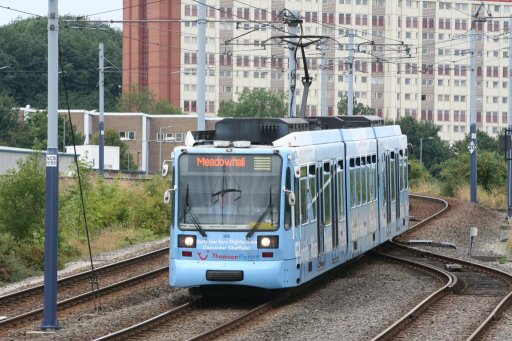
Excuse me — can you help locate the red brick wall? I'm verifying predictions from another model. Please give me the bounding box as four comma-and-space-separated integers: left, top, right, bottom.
122, 0, 182, 109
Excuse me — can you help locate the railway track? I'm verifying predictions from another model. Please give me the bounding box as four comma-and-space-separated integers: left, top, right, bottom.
93, 258, 365, 340
93, 296, 275, 341
91, 194, 472, 341
2, 194, 510, 340
0, 247, 169, 334
372, 194, 512, 340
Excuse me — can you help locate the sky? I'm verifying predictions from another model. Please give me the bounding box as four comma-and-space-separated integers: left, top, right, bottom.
0, 0, 123, 27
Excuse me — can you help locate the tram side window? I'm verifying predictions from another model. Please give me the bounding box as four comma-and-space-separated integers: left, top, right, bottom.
404, 150, 409, 189
359, 156, 366, 205
295, 170, 300, 226
350, 158, 356, 208
367, 156, 372, 203
300, 166, 308, 225
348, 159, 357, 208
401, 149, 408, 191
383, 153, 387, 205
399, 150, 404, 192
372, 154, 377, 201
309, 164, 317, 222
170, 165, 176, 227
323, 161, 331, 226
356, 157, 362, 206
363, 156, 372, 204
337, 160, 344, 218
391, 152, 396, 201
285, 168, 292, 229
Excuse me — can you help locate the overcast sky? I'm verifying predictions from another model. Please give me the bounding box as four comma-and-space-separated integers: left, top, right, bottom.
0, 0, 123, 27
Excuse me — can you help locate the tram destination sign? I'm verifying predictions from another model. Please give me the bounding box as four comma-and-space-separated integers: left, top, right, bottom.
184, 154, 278, 173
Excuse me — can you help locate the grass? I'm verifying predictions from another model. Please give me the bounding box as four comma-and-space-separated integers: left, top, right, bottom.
409, 179, 442, 197
456, 186, 508, 210
65, 225, 157, 260
411, 180, 512, 255
410, 180, 509, 210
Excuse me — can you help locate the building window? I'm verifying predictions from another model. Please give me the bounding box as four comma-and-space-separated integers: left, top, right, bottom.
120, 131, 135, 140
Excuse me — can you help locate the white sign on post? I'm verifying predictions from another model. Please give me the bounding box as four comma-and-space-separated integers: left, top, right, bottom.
467, 141, 476, 154
46, 154, 57, 167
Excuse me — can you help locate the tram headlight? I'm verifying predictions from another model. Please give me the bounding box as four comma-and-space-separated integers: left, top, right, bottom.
257, 236, 279, 249
178, 235, 196, 248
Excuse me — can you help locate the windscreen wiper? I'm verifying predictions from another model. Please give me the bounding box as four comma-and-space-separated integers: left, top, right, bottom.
246, 187, 273, 240
184, 184, 207, 237
211, 188, 241, 204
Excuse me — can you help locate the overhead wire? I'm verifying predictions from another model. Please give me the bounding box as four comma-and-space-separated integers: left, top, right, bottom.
57, 41, 101, 308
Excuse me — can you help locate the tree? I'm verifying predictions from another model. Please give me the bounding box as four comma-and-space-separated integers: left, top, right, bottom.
12, 111, 85, 151
0, 17, 122, 111
397, 116, 451, 175
0, 95, 19, 145
451, 130, 499, 156
116, 84, 182, 114
0, 154, 46, 242
91, 129, 136, 171
438, 150, 507, 196
407, 158, 432, 187
337, 96, 373, 115
218, 88, 287, 118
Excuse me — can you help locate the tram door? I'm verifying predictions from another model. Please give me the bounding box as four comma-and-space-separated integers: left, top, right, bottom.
384, 150, 400, 234
384, 152, 392, 234
329, 161, 339, 262
332, 159, 347, 262
394, 149, 401, 227
317, 163, 325, 264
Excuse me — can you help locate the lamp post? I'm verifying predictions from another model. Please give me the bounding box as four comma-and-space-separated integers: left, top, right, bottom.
420, 137, 434, 164
159, 126, 173, 173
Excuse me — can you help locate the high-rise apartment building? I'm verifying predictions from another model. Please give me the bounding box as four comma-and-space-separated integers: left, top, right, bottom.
122, 0, 182, 106
123, 0, 512, 143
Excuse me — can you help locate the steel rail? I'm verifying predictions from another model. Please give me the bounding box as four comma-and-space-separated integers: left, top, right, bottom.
93, 300, 201, 341
0, 246, 168, 305
0, 267, 168, 330
377, 194, 512, 340
370, 250, 457, 341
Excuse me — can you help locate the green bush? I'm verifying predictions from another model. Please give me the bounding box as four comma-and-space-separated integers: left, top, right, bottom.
408, 159, 432, 187
59, 175, 170, 239
0, 233, 40, 283
0, 154, 46, 242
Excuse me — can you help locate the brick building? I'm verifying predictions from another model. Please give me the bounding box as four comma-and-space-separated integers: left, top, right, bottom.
122, 0, 512, 143
67, 110, 219, 174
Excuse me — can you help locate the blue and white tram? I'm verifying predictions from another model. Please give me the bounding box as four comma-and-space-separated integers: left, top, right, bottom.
166, 117, 409, 289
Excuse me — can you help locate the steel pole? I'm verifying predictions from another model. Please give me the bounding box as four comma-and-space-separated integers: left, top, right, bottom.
159, 127, 163, 174
348, 29, 354, 116
470, 20, 478, 203
287, 10, 300, 118
508, 17, 512, 218
42, 0, 60, 329
99, 43, 105, 176
320, 43, 327, 117
420, 138, 423, 164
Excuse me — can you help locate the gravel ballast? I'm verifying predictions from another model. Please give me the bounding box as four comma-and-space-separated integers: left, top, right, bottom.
1, 196, 511, 340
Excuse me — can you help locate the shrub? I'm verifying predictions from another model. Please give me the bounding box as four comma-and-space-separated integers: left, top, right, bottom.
0, 233, 40, 284
0, 154, 45, 242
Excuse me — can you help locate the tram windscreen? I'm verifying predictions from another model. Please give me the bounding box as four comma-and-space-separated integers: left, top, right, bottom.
177, 154, 282, 230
